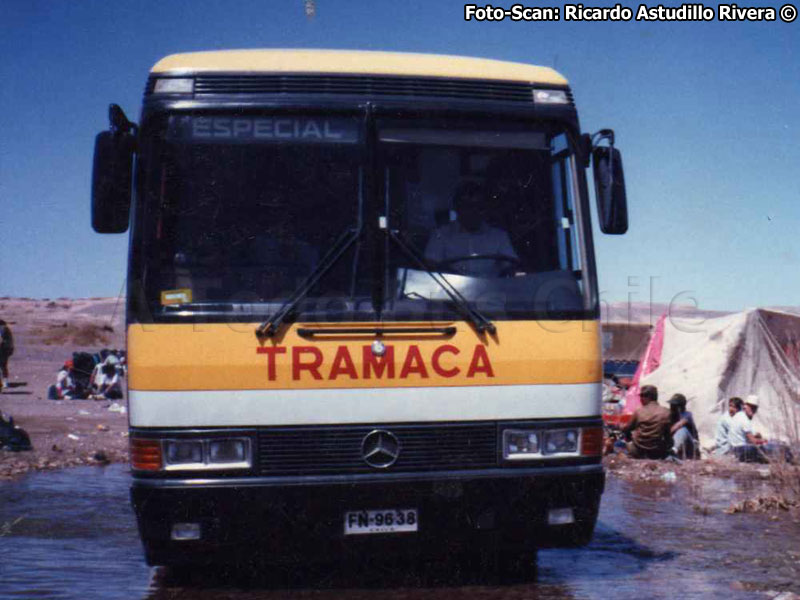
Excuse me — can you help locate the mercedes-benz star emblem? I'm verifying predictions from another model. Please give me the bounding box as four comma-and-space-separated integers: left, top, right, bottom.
371, 340, 386, 357
361, 430, 400, 469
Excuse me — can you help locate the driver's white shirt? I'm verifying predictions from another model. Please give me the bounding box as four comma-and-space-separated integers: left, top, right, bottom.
424, 222, 518, 276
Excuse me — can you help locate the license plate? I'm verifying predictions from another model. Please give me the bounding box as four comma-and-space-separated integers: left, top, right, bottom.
344, 509, 418, 535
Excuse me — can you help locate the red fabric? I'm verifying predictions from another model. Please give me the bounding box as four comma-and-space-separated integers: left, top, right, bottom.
602, 412, 633, 430
624, 313, 667, 414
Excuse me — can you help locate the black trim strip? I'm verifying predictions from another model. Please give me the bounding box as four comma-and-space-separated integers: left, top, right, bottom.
297, 326, 456, 338
131, 463, 604, 489
146, 74, 575, 108
130, 417, 603, 436
140, 98, 579, 130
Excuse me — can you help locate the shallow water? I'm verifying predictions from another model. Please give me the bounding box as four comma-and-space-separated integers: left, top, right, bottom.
1, 464, 797, 599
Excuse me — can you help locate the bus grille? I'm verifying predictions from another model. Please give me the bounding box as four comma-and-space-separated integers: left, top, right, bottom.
147, 75, 574, 106
257, 423, 498, 476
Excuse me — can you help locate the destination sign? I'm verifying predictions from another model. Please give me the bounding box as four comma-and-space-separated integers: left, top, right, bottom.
167, 116, 359, 144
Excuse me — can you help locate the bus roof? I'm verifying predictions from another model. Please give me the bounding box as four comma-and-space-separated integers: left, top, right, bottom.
151, 49, 568, 86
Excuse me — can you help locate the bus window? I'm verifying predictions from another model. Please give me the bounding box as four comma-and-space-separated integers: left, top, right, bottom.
141, 115, 363, 313
379, 121, 586, 319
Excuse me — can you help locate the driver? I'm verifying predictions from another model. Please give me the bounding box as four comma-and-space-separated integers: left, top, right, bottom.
424, 181, 518, 277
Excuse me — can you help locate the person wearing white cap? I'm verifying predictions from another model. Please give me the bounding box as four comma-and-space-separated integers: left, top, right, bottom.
728, 395, 766, 462
729, 395, 795, 463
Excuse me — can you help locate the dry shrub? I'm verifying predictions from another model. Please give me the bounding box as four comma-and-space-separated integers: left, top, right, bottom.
725, 495, 799, 514
769, 394, 800, 504
34, 321, 114, 346
769, 459, 800, 507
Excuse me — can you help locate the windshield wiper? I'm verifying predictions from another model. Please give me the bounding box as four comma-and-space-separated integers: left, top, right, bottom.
256, 227, 360, 339
387, 229, 496, 335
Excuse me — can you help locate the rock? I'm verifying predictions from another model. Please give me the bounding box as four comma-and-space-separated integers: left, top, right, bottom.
771, 592, 800, 600
730, 580, 746, 591
93, 451, 110, 464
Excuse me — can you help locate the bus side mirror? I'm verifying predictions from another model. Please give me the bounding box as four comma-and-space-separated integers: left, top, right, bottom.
592, 146, 628, 234
92, 106, 136, 233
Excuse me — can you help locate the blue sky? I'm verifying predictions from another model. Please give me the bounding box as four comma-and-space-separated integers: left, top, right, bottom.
1, 0, 797, 311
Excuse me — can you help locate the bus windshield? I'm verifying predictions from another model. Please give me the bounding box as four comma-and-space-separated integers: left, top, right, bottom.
136, 114, 590, 322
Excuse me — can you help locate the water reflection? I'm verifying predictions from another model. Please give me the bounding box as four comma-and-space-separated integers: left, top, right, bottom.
0, 464, 784, 599
1, 465, 150, 600
146, 560, 575, 600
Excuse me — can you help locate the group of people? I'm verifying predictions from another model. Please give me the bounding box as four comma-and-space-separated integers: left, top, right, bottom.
47, 349, 125, 401
620, 385, 790, 463
620, 385, 699, 460
713, 395, 791, 463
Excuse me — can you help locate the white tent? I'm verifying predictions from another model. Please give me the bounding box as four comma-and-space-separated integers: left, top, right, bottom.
638, 309, 800, 445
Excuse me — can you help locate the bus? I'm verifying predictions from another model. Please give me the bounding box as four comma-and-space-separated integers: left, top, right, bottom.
91, 49, 628, 575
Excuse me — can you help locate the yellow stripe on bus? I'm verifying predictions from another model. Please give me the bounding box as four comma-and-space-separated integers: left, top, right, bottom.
151, 49, 568, 86
128, 320, 601, 391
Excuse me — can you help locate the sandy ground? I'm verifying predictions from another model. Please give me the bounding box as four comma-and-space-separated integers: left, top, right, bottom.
2, 298, 799, 528
0, 297, 129, 479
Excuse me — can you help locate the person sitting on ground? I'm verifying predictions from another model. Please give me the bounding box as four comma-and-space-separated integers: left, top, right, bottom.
730, 395, 770, 462
669, 393, 700, 459
90, 351, 118, 391
56, 360, 77, 399
424, 182, 518, 277
92, 361, 123, 400
47, 361, 76, 400
621, 385, 672, 459
713, 396, 742, 456
730, 395, 793, 463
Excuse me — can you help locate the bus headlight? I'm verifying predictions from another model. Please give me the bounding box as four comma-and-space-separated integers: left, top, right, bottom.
502, 429, 540, 460
208, 439, 248, 464
501, 427, 589, 461
165, 440, 204, 466
542, 429, 579, 455
160, 437, 252, 471
153, 78, 194, 94
533, 88, 569, 104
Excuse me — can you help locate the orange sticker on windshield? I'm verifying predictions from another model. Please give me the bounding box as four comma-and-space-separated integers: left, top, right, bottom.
160, 288, 192, 306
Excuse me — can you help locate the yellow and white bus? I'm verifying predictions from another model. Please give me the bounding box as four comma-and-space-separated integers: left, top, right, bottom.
91, 49, 628, 574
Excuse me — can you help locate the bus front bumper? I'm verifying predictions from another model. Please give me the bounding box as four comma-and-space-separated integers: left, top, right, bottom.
131, 464, 604, 566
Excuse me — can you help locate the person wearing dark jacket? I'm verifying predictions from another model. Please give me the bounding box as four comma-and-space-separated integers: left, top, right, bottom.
0, 320, 14, 391
669, 393, 700, 458
622, 385, 672, 459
